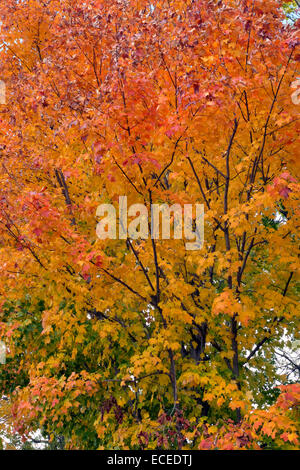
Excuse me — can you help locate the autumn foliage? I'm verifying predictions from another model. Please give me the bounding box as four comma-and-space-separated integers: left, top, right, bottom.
0, 0, 299, 450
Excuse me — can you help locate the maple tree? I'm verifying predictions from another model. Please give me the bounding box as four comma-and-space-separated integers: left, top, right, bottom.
0, 0, 299, 450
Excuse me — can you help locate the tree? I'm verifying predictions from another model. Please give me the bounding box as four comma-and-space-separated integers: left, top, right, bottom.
0, 0, 299, 450
275, 341, 300, 380
283, 1, 300, 21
